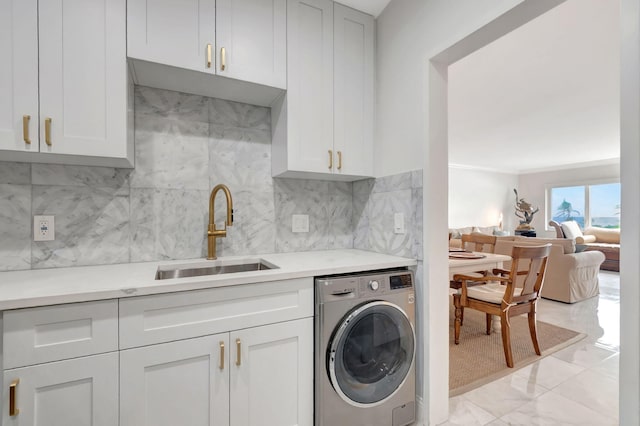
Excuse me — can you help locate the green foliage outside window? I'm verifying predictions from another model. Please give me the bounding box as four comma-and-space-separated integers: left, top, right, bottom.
555, 199, 581, 221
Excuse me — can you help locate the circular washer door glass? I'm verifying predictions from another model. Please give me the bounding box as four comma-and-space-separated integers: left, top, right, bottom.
329, 301, 415, 406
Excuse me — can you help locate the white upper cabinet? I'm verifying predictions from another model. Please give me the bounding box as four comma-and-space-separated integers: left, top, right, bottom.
127, 0, 216, 73
0, 0, 132, 167
39, 0, 128, 160
127, 0, 287, 105
333, 3, 374, 177
274, 0, 334, 176
272, 1, 374, 181
0, 0, 38, 152
217, 0, 287, 88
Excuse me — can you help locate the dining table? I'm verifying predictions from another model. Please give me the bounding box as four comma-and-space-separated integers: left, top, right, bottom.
448, 251, 512, 341
448, 251, 512, 280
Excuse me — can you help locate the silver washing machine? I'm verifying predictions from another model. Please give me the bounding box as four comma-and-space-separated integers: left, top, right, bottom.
315, 269, 416, 426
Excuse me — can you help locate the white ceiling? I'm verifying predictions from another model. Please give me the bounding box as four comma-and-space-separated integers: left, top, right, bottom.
448, 0, 620, 174
336, 0, 391, 17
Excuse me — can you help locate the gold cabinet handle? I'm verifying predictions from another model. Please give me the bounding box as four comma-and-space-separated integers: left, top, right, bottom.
328, 150, 333, 170
44, 118, 52, 146
207, 44, 212, 68
235, 338, 241, 366
23, 115, 31, 144
337, 151, 342, 170
219, 341, 225, 370
221, 47, 226, 71
9, 379, 19, 417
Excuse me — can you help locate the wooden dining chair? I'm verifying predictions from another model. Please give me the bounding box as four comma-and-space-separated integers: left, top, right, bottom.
461, 233, 497, 253
450, 233, 498, 327
451, 244, 552, 367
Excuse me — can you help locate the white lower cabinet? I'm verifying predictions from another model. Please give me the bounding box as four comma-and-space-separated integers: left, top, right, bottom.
120, 318, 312, 426
120, 333, 230, 426
2, 352, 119, 426
1, 279, 314, 426
230, 319, 313, 426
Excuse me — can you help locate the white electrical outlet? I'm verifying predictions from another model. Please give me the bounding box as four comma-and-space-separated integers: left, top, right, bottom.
394, 213, 405, 234
292, 214, 309, 233
34, 215, 55, 241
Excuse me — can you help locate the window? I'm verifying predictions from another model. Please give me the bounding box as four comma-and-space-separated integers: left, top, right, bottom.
548, 182, 620, 229
590, 183, 621, 228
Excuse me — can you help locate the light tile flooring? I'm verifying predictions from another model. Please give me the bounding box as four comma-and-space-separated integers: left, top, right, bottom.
441, 271, 620, 426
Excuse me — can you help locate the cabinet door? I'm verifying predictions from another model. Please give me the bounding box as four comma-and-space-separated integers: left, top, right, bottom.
230, 318, 313, 426
216, 0, 286, 88
333, 4, 374, 177
2, 352, 118, 426
127, 0, 215, 73
38, 0, 127, 158
286, 0, 334, 173
120, 334, 230, 426
0, 0, 38, 152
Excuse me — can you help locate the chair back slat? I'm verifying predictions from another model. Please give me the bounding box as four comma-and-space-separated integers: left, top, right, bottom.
461, 233, 497, 253
503, 244, 551, 304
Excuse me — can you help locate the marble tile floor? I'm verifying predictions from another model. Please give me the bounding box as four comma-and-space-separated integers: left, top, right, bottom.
441, 271, 620, 425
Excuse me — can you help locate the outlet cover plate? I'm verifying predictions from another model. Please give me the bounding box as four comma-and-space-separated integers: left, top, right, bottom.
394, 213, 405, 234
292, 214, 309, 233
34, 215, 55, 241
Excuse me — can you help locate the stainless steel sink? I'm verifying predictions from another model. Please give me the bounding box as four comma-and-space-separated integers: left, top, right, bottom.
155, 259, 278, 280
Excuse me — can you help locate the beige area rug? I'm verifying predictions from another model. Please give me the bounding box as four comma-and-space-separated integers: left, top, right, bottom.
449, 297, 586, 396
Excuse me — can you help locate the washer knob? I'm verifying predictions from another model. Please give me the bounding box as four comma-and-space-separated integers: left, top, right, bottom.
369, 280, 380, 291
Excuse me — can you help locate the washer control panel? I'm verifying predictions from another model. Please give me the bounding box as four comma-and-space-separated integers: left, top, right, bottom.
316, 269, 414, 302
390, 273, 413, 290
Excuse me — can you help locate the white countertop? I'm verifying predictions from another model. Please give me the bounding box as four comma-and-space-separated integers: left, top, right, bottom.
0, 249, 416, 310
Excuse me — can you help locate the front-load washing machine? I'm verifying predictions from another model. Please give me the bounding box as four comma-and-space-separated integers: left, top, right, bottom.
315, 269, 416, 426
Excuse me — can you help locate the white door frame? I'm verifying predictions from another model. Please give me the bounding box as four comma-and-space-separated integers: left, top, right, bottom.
420, 0, 637, 424
619, 0, 640, 424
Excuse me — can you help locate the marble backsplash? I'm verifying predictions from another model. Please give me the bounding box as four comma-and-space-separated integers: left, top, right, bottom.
0, 86, 423, 271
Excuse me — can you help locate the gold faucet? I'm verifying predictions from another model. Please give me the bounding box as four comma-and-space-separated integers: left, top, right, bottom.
207, 184, 233, 260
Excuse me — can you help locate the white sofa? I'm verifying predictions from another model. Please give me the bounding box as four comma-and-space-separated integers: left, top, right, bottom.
449, 226, 504, 249
549, 220, 620, 272
504, 237, 604, 303
463, 234, 605, 303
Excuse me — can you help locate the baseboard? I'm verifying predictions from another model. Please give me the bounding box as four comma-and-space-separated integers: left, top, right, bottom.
415, 396, 425, 425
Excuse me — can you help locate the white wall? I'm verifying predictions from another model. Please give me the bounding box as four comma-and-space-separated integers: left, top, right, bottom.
377, 0, 639, 424
376, 1, 533, 424
375, 0, 524, 178
448, 166, 518, 231
619, 0, 640, 423
517, 162, 620, 233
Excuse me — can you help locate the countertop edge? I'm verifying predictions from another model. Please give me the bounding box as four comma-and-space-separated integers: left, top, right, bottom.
0, 250, 417, 311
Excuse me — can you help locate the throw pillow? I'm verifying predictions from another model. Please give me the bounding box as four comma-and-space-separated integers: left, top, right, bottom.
561, 221, 583, 240
576, 235, 597, 244
575, 244, 588, 253
449, 227, 473, 239
584, 227, 620, 244
474, 226, 497, 235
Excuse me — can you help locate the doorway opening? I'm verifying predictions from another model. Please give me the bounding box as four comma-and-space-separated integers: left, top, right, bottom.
419, 0, 621, 423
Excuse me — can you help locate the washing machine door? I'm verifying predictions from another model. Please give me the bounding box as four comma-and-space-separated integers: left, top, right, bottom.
328, 300, 415, 407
